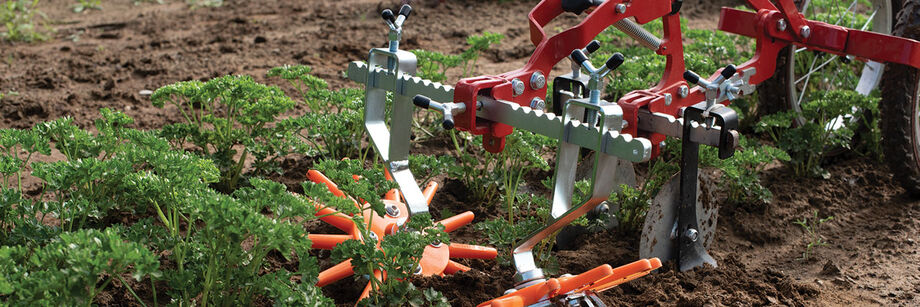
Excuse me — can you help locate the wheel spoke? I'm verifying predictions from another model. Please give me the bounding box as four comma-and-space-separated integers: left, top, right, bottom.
794, 55, 838, 85
796, 53, 823, 104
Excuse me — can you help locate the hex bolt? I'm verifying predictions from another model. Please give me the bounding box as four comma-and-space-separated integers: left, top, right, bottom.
530, 98, 546, 111
512, 78, 525, 96
800, 25, 811, 38
777, 19, 787, 31
616, 3, 626, 13
530, 71, 546, 90
367, 231, 380, 242
678, 85, 689, 98
684, 228, 699, 242
385, 204, 400, 217
414, 264, 423, 275
664, 93, 672, 106
430, 240, 442, 247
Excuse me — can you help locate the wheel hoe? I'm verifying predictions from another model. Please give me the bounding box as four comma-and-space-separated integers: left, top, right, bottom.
326, 0, 920, 305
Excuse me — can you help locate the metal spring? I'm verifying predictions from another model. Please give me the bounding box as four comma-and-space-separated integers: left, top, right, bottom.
614, 18, 662, 51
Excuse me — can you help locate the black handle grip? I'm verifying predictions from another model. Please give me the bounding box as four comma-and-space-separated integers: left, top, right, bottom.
683, 70, 700, 85
413, 95, 430, 109
585, 40, 601, 54
720, 64, 736, 79
398, 4, 412, 18
605, 53, 625, 71
571, 49, 588, 65
381, 9, 395, 23
442, 118, 455, 130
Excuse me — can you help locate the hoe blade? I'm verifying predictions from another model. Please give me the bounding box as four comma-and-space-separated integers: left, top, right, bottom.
639, 172, 717, 265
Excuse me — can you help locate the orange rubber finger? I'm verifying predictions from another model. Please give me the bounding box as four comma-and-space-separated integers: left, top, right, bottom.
582, 258, 662, 293
357, 270, 384, 304
317, 259, 354, 287
555, 264, 614, 295
422, 181, 439, 205
309, 234, 352, 250
384, 188, 401, 202
490, 296, 523, 307
307, 170, 346, 197
314, 206, 357, 233
443, 260, 471, 275
478, 278, 561, 307
449, 243, 498, 259
437, 211, 475, 233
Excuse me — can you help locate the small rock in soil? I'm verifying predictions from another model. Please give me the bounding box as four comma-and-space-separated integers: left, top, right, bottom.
820, 260, 841, 276
139, 90, 153, 96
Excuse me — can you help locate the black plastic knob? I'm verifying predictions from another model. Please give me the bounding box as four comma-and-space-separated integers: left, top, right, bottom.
571, 49, 588, 66
398, 4, 412, 18
683, 70, 700, 85
585, 40, 601, 54
381, 9, 396, 23
413, 95, 431, 109
720, 64, 737, 79
605, 53, 625, 70
442, 119, 455, 130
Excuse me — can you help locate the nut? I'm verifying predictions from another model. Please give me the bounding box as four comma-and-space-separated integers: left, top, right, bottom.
512, 78, 525, 96
530, 98, 546, 111
530, 71, 546, 90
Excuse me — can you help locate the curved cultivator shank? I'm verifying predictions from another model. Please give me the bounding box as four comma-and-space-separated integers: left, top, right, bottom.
306, 170, 497, 302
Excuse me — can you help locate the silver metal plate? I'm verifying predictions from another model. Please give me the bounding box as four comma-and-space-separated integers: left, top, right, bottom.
638, 172, 717, 263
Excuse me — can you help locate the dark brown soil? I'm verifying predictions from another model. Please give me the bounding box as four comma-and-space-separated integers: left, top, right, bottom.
3, 0, 919, 306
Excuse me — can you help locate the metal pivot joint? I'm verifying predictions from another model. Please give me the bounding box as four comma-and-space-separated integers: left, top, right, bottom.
413, 95, 472, 130
552, 40, 601, 115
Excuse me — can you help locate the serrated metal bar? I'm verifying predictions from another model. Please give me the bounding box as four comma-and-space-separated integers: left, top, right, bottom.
476, 96, 651, 163
347, 61, 454, 103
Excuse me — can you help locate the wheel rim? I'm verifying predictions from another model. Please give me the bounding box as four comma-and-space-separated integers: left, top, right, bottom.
786, 0, 894, 126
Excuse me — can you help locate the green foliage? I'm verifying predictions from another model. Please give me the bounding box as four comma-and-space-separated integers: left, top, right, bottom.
794, 210, 833, 260
152, 75, 311, 190
701, 137, 790, 204
268, 65, 367, 160
609, 156, 678, 233
0, 228, 160, 306
0, 90, 17, 101
411, 49, 461, 83
409, 154, 454, 184
0, 0, 50, 42
609, 184, 649, 233
448, 130, 554, 210
72, 0, 101, 13
411, 31, 504, 83
186, 0, 222, 8
756, 90, 878, 177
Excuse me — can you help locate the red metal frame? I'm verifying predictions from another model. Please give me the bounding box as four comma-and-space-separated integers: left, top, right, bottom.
449, 0, 920, 157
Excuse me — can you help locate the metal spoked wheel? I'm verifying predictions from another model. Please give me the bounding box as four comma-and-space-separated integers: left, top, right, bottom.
759, 0, 898, 125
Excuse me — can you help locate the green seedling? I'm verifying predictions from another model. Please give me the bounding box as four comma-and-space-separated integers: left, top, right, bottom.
1, 0, 50, 42
72, 0, 101, 13
794, 210, 834, 260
